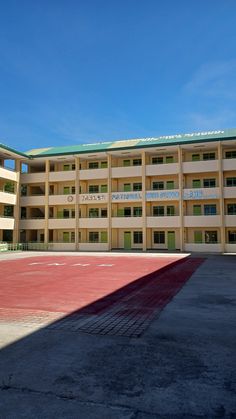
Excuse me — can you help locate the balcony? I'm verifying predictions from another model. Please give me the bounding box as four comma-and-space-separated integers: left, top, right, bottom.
49, 170, 76, 182
21, 172, 46, 183
111, 216, 143, 228
20, 195, 45, 206
111, 166, 142, 178
19, 218, 45, 229
49, 194, 76, 205
146, 189, 179, 201
146, 163, 179, 176
111, 191, 142, 202
184, 215, 221, 227
184, 243, 222, 253
183, 187, 220, 200
222, 158, 236, 171
80, 168, 108, 180
0, 191, 16, 205
78, 242, 109, 251
79, 217, 108, 228
224, 187, 236, 199
147, 216, 180, 228
0, 216, 15, 229
182, 160, 219, 174
0, 166, 17, 182
79, 193, 108, 204
48, 217, 76, 229
225, 215, 236, 227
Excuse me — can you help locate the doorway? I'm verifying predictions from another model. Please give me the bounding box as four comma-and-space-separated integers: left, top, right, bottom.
124, 231, 131, 250
167, 231, 175, 250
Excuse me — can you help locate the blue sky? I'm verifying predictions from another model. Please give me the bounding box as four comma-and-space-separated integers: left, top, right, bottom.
1, 0, 236, 151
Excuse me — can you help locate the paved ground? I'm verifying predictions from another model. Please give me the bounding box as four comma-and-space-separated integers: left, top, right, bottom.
0, 252, 235, 418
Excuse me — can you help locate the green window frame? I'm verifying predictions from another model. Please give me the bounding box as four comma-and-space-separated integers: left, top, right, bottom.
63, 164, 70, 171
192, 179, 201, 188
117, 208, 124, 217
100, 184, 108, 193
194, 231, 202, 243
63, 186, 70, 195
166, 156, 174, 164
101, 231, 108, 243
123, 159, 131, 167
124, 183, 131, 192
166, 181, 174, 190
89, 208, 99, 218
100, 161, 108, 168
167, 206, 175, 216
133, 207, 142, 217
193, 205, 201, 215
63, 232, 70, 242
192, 154, 200, 161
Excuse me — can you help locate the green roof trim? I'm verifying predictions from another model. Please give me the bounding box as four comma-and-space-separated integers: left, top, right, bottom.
0, 143, 29, 158
26, 128, 236, 158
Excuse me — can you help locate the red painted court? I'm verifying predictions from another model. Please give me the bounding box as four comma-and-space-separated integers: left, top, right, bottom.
0, 255, 204, 337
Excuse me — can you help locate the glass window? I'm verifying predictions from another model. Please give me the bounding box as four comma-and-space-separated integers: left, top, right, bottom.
152, 156, 163, 164
63, 209, 70, 218
205, 231, 218, 243
89, 232, 99, 243
4, 205, 14, 217
89, 185, 99, 193
71, 186, 75, 194
133, 158, 142, 166
192, 154, 200, 161
71, 232, 75, 242
193, 205, 201, 215
192, 179, 201, 188
63, 164, 70, 171
227, 203, 236, 215
154, 231, 165, 244
203, 152, 215, 160
4, 182, 14, 193
101, 231, 108, 243
166, 181, 174, 190
133, 231, 143, 244
101, 208, 107, 218
153, 206, 164, 216
101, 184, 108, 193
117, 208, 124, 216
124, 207, 131, 217
89, 161, 99, 169
124, 183, 131, 192
123, 160, 130, 167
166, 156, 174, 163
72, 164, 76, 170
153, 181, 164, 190
63, 186, 70, 195
225, 150, 236, 159
226, 177, 236, 187
194, 231, 202, 243
21, 185, 27, 196
167, 206, 175, 216
204, 204, 217, 215
100, 161, 108, 168
133, 183, 142, 191
203, 178, 216, 188
133, 207, 142, 217
228, 231, 236, 243
89, 208, 99, 218
63, 232, 70, 242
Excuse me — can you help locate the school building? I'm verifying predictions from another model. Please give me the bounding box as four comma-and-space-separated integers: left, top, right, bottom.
1, 129, 236, 253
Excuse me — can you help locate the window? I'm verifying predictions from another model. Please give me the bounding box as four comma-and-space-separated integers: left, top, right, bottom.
193, 205, 201, 216
205, 231, 218, 243
63, 186, 70, 195
101, 208, 107, 218
4, 205, 14, 217
133, 207, 142, 217
101, 184, 108, 193
192, 154, 200, 161
133, 158, 142, 166
228, 231, 236, 243
204, 204, 217, 215
133, 183, 142, 191
133, 231, 143, 244
154, 231, 165, 244
153, 206, 164, 216
101, 231, 108, 243
101, 161, 108, 168
4, 182, 14, 193
152, 156, 163, 164
226, 177, 236, 187
63, 164, 70, 171
124, 207, 131, 217
166, 156, 174, 163
194, 231, 202, 243
71, 232, 75, 242
72, 164, 76, 170
203, 152, 215, 160
71, 186, 75, 194
203, 178, 216, 188
227, 203, 236, 215
124, 183, 131, 192
21, 185, 27, 196
63, 209, 70, 218
225, 151, 236, 159
123, 160, 130, 167
89, 161, 99, 169
166, 180, 174, 190
89, 208, 99, 218
167, 206, 175, 216
89, 232, 99, 242
63, 232, 70, 242
192, 179, 201, 188
89, 185, 99, 193
153, 181, 164, 190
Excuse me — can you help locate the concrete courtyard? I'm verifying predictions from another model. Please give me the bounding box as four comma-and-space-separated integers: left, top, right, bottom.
0, 252, 235, 418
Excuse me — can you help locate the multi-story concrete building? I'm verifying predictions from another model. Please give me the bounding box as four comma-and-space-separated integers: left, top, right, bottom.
1, 129, 236, 253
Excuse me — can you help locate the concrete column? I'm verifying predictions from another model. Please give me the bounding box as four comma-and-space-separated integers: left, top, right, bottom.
178, 146, 184, 251
44, 160, 49, 244
75, 157, 80, 250
107, 153, 112, 251
218, 142, 225, 253
142, 150, 147, 251
13, 159, 21, 243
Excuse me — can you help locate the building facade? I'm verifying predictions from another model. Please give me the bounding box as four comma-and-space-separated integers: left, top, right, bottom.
1, 129, 236, 253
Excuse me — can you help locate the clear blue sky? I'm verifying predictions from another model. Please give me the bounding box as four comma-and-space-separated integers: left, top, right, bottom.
0, 0, 236, 151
